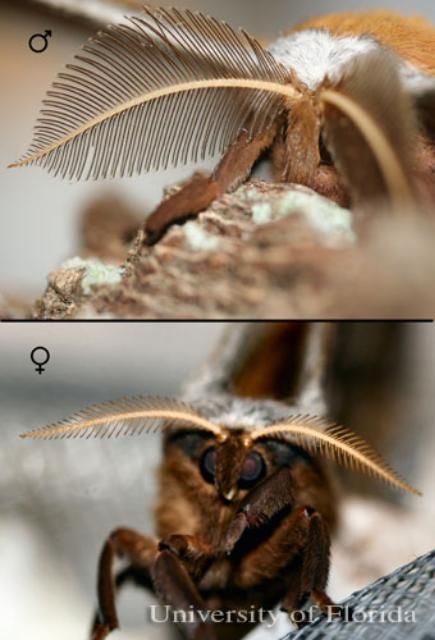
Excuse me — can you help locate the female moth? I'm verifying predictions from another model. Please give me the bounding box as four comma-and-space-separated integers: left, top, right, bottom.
20, 323, 420, 640
9, 8, 435, 242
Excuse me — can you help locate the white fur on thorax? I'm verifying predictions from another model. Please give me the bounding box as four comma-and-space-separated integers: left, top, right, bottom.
267, 28, 435, 96
267, 29, 378, 90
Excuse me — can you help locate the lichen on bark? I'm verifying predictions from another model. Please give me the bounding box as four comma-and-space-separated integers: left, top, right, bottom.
31, 179, 435, 320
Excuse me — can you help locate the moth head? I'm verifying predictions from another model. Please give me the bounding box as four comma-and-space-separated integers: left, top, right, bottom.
164, 425, 268, 502
20, 395, 421, 498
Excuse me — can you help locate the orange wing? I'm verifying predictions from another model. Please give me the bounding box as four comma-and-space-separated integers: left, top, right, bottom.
291, 11, 435, 75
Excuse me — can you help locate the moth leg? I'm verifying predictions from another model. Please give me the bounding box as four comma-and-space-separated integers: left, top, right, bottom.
223, 466, 295, 553
159, 533, 216, 580
228, 504, 334, 625
90, 565, 153, 639
144, 123, 278, 244
91, 527, 158, 640
92, 528, 217, 640
224, 466, 339, 621
153, 548, 218, 640
281, 507, 332, 616
273, 96, 320, 186
282, 507, 349, 626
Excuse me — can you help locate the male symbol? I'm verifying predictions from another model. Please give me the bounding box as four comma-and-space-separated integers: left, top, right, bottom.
28, 30, 52, 54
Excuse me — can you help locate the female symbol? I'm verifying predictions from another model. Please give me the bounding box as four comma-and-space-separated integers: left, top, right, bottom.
30, 346, 50, 375
28, 30, 52, 54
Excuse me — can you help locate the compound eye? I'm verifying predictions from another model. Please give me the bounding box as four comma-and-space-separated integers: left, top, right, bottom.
239, 452, 265, 488
200, 447, 216, 483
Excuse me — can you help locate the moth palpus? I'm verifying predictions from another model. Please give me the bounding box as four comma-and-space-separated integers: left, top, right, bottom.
20, 323, 420, 640
9, 8, 435, 242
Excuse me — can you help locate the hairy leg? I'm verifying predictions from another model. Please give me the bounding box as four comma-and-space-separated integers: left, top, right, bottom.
159, 533, 216, 580
91, 528, 158, 640
223, 466, 295, 553
91, 528, 218, 640
223, 467, 336, 620
144, 123, 278, 244
91, 564, 152, 637
281, 507, 331, 613
272, 98, 320, 186
153, 550, 218, 640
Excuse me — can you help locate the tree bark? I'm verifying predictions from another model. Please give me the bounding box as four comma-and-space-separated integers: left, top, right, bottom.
30, 180, 435, 319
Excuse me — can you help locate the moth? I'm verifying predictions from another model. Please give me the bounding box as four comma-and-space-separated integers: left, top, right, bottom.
9, 7, 435, 244
20, 323, 420, 640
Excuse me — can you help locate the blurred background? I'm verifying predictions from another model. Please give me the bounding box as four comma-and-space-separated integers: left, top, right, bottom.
1, 321, 434, 639
2, 0, 435, 298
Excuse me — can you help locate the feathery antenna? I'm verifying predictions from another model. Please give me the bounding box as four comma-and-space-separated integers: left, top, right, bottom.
20, 394, 419, 496
9, 7, 299, 179
20, 396, 224, 440
250, 416, 420, 495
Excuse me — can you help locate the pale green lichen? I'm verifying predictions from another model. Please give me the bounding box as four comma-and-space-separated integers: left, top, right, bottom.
277, 192, 355, 246
61, 257, 124, 295
184, 221, 220, 251
253, 191, 355, 247
252, 202, 273, 224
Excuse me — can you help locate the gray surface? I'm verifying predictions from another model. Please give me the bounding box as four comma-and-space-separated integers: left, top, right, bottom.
2, 0, 435, 293
284, 549, 435, 640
